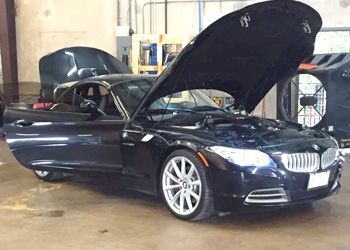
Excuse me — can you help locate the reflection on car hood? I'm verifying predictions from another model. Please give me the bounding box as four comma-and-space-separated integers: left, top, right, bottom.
39, 46, 132, 102
144, 0, 322, 113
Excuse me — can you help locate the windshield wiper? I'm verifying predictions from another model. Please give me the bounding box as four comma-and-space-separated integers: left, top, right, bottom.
191, 105, 227, 113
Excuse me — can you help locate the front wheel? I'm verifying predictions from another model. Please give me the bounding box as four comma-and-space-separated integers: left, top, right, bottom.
160, 149, 214, 221
33, 170, 65, 182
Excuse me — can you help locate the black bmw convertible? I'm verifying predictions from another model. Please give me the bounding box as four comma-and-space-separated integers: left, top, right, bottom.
3, 0, 344, 220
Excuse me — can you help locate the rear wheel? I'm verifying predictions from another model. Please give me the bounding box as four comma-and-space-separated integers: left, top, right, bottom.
160, 149, 214, 221
33, 170, 65, 182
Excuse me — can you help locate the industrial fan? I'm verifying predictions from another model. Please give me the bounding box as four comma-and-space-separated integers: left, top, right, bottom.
277, 53, 350, 147
278, 72, 327, 129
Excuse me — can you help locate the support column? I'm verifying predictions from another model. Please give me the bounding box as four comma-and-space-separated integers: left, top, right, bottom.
0, 0, 18, 103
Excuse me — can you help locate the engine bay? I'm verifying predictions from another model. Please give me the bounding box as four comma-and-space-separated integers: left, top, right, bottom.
150, 111, 329, 148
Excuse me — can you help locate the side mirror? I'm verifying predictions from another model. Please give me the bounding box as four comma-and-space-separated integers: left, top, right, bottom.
80, 100, 98, 114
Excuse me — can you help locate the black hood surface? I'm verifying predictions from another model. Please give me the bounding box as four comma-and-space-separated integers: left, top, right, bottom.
39, 46, 132, 102
145, 0, 322, 113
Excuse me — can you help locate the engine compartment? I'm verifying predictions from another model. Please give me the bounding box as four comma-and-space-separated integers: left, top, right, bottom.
151, 112, 329, 148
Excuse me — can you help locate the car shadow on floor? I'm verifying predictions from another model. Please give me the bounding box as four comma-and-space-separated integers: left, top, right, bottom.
203, 202, 331, 226
62, 173, 160, 203
60, 172, 334, 227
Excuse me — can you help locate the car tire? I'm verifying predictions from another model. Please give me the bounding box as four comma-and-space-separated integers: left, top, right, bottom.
33, 170, 65, 182
160, 149, 214, 221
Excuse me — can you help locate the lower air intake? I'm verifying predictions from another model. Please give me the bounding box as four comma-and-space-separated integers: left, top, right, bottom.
245, 188, 289, 204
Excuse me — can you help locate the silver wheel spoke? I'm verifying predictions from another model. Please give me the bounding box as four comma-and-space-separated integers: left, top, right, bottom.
188, 190, 200, 201
179, 192, 185, 214
164, 184, 181, 190
185, 192, 193, 212
170, 190, 182, 205
172, 160, 183, 179
189, 180, 201, 187
181, 158, 186, 178
187, 165, 195, 179
165, 170, 180, 183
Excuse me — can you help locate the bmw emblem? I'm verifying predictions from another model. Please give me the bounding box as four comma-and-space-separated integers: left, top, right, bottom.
311, 144, 320, 151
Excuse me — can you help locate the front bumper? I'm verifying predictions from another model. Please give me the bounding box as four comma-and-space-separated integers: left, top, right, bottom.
211, 160, 343, 212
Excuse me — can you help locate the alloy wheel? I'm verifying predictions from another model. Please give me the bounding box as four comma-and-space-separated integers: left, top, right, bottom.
162, 156, 202, 216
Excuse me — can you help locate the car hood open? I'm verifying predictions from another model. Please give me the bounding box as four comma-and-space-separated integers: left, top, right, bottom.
143, 0, 322, 113
39, 46, 131, 102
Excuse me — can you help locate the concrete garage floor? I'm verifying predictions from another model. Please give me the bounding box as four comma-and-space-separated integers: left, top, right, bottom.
0, 140, 349, 250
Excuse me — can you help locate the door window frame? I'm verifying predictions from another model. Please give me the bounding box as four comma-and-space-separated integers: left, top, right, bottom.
54, 80, 128, 120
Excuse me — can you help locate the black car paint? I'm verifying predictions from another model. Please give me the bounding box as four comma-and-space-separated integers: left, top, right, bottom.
211, 163, 341, 212
3, 80, 343, 211
109, 108, 342, 210
4, 108, 124, 172
3, 0, 343, 212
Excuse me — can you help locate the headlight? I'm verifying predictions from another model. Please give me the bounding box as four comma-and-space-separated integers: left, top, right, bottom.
330, 136, 339, 149
329, 136, 340, 158
207, 146, 275, 167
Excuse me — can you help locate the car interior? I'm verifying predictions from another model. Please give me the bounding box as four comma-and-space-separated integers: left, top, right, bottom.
51, 83, 121, 117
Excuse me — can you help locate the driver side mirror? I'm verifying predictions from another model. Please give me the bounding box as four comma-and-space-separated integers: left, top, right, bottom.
80, 100, 98, 114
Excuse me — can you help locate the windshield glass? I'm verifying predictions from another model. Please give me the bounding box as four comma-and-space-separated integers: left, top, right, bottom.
146, 89, 231, 126
111, 78, 155, 115
112, 77, 224, 116
155, 90, 219, 110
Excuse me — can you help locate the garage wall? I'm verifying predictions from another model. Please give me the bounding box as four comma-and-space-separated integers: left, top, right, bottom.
15, 0, 117, 99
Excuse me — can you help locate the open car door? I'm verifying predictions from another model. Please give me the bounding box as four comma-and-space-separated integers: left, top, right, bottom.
3, 46, 132, 172
3, 81, 125, 172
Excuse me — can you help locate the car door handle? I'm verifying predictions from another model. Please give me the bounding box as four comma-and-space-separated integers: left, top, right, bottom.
14, 120, 33, 127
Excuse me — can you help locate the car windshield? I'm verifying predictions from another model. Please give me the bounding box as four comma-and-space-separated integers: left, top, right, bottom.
154, 90, 220, 111
111, 78, 225, 115
111, 78, 155, 115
